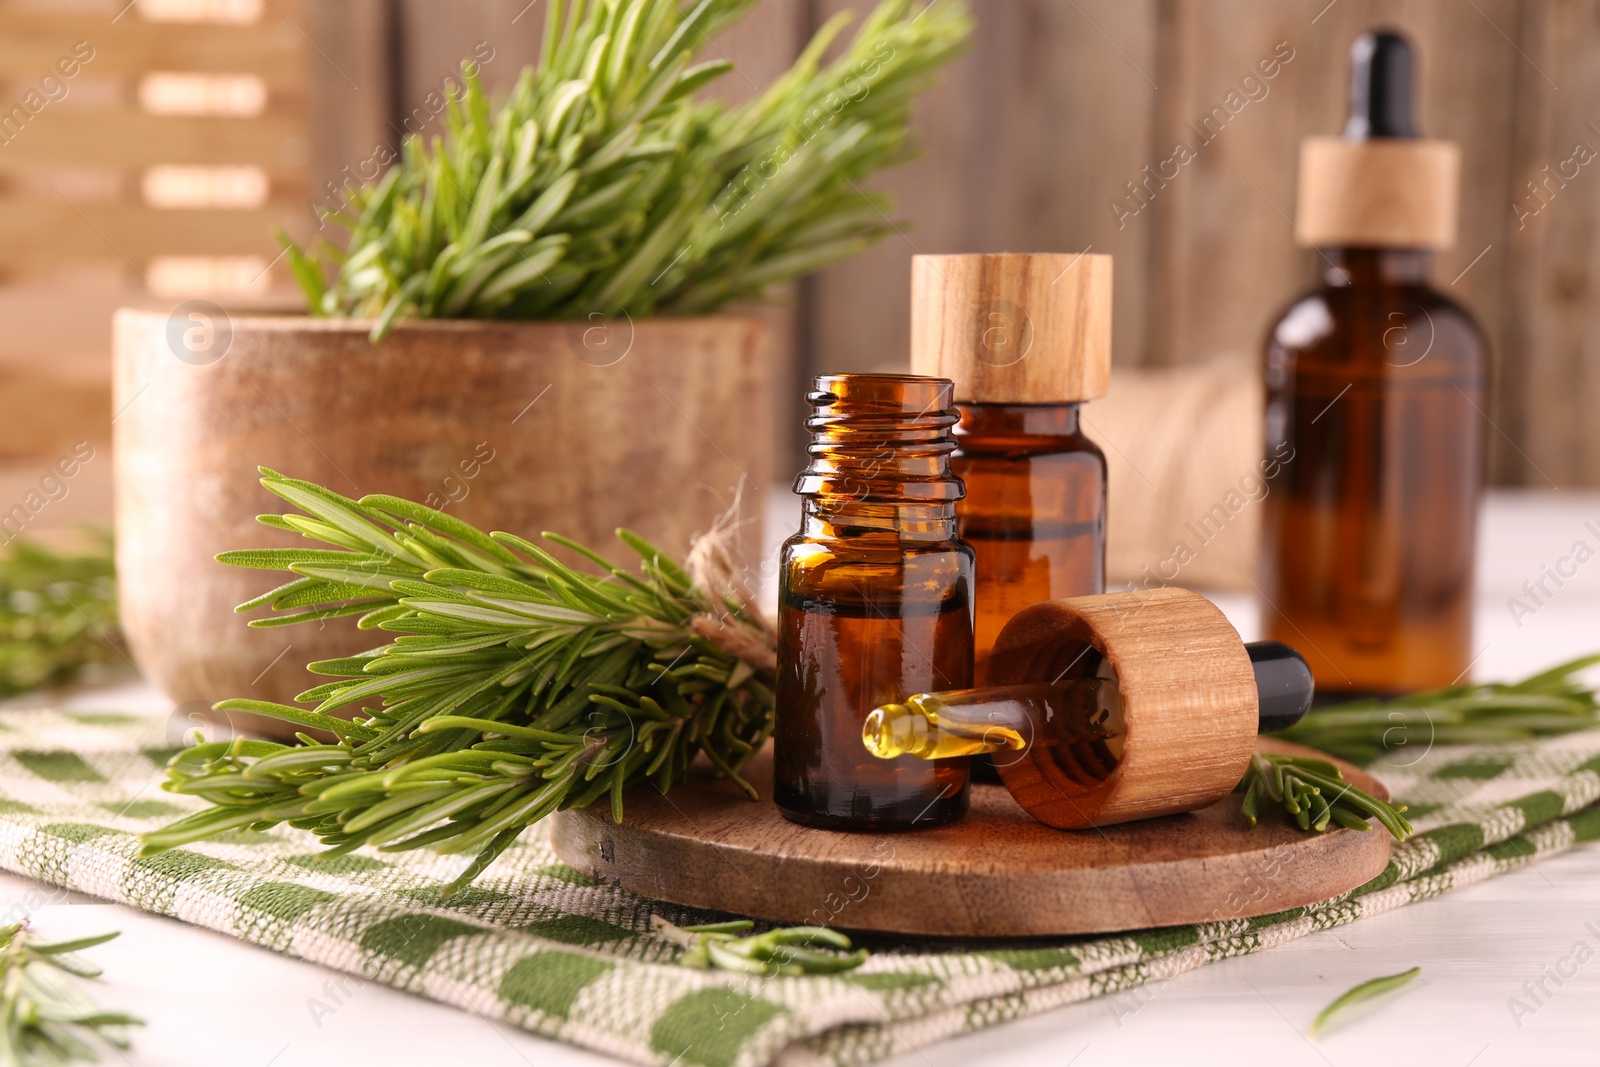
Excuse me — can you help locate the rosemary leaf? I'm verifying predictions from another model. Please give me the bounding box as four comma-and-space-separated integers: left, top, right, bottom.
1309, 966, 1421, 1037
651, 916, 867, 977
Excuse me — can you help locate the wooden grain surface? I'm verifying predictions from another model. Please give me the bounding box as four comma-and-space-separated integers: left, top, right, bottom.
0, 0, 314, 475
1502, 0, 1600, 488
1296, 138, 1460, 249
910, 253, 1112, 404
548, 738, 1392, 939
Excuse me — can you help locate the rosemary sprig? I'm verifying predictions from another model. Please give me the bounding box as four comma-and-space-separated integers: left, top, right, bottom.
292, 0, 971, 338
1239, 751, 1413, 841
140, 470, 776, 892
651, 916, 866, 977
0, 535, 122, 701
1270, 653, 1600, 766
0, 923, 141, 1064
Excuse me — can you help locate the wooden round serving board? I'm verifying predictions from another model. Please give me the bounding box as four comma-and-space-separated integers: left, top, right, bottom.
548, 739, 1393, 938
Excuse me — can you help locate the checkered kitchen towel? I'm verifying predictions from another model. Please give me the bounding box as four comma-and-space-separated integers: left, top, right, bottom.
0, 708, 1597, 1067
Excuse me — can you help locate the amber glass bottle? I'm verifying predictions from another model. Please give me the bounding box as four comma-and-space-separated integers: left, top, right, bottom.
1262, 31, 1485, 694
911, 253, 1113, 683
773, 373, 975, 830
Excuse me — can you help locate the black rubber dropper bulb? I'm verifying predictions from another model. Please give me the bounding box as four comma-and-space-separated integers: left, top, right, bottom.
1344, 30, 1417, 140
1246, 641, 1315, 734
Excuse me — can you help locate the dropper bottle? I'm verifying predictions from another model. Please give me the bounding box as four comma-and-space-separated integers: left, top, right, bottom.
910, 253, 1111, 684
1263, 30, 1486, 695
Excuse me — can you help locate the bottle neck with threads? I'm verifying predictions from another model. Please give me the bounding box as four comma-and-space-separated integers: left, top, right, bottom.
795, 374, 964, 541
774, 371, 973, 831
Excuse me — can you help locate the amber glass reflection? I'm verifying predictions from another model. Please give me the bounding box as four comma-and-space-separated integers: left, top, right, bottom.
774, 374, 974, 830
952, 403, 1106, 683
1262, 248, 1485, 694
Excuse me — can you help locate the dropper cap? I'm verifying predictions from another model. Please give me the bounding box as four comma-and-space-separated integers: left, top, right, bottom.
982, 588, 1268, 830
863, 639, 1312, 763
910, 253, 1112, 404
1295, 29, 1459, 249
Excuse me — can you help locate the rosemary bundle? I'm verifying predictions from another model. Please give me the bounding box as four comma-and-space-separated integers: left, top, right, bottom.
289, 0, 971, 337
0, 536, 121, 701
141, 470, 776, 891
0, 924, 140, 1064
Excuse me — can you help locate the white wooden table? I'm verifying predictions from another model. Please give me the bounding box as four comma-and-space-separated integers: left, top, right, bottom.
4, 491, 1598, 1067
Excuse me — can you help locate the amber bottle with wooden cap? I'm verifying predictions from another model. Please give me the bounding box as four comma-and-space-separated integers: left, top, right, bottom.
1262, 30, 1485, 695
911, 253, 1111, 685
862, 587, 1315, 829
773, 373, 974, 831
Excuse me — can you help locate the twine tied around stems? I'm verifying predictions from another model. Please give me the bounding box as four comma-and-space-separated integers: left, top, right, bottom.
684, 489, 778, 676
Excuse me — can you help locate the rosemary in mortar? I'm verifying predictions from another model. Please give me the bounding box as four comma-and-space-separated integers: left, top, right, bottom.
141, 470, 776, 893
287, 0, 971, 338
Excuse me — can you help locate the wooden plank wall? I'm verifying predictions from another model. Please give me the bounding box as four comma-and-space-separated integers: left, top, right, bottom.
1504, 1, 1600, 488
387, 0, 1596, 485
0, 0, 317, 534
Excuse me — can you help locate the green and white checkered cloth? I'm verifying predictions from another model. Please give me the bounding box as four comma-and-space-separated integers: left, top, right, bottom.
0, 708, 1597, 1067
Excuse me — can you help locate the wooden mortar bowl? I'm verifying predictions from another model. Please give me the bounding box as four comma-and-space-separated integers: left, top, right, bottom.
113, 310, 769, 738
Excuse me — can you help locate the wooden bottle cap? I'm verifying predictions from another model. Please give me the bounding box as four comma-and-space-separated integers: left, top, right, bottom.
986, 587, 1257, 829
1295, 137, 1459, 249
910, 253, 1112, 404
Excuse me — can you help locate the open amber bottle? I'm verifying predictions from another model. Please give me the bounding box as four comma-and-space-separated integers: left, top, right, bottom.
1262, 31, 1485, 694
911, 253, 1112, 683
773, 374, 974, 831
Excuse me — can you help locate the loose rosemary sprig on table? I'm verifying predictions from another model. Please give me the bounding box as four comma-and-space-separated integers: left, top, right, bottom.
1309, 966, 1420, 1037
290, 0, 971, 337
652, 917, 867, 977
1270, 653, 1600, 766
140, 470, 776, 892
0, 535, 122, 701
0, 923, 141, 1064
1245, 654, 1600, 841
